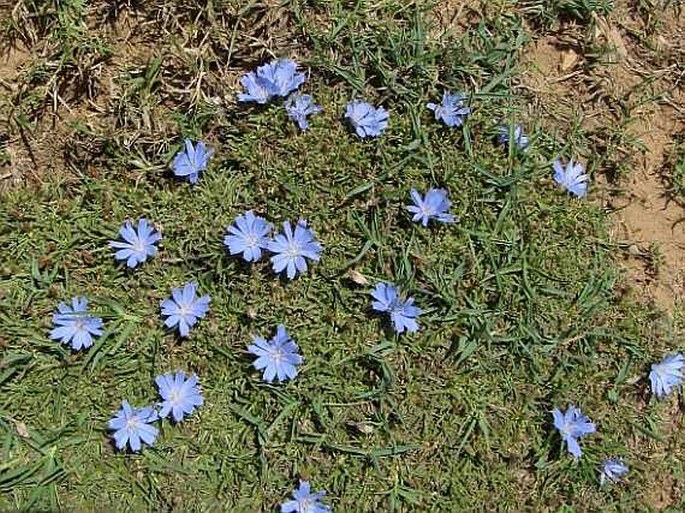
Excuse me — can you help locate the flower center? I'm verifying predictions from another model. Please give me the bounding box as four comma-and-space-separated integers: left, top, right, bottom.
188, 157, 199, 172
420, 205, 435, 218
133, 239, 146, 253
350, 111, 365, 125
559, 423, 572, 438
169, 389, 181, 405
270, 347, 285, 363
286, 242, 302, 258
298, 498, 314, 513
245, 234, 258, 248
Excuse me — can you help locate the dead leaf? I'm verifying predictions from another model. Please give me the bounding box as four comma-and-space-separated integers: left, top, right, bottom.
560, 49, 578, 72
14, 420, 29, 438
348, 269, 368, 285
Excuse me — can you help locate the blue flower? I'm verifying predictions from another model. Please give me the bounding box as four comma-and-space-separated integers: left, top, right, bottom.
155, 371, 204, 423
247, 325, 302, 383
281, 480, 331, 513
49, 297, 104, 351
267, 59, 306, 97
345, 100, 389, 138
497, 123, 529, 150
552, 405, 596, 458
224, 211, 272, 263
600, 458, 629, 485
649, 352, 684, 398
268, 220, 322, 279
285, 94, 322, 130
237, 69, 273, 104
426, 91, 471, 127
160, 282, 211, 337
172, 139, 213, 184
107, 400, 159, 452
553, 158, 589, 197
238, 59, 306, 104
406, 188, 455, 226
371, 282, 422, 334
109, 218, 161, 269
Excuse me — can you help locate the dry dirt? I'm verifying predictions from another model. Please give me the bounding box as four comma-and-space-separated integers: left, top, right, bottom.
0, 7, 156, 193
0, 45, 33, 192
519, 3, 685, 313
0, 2, 306, 193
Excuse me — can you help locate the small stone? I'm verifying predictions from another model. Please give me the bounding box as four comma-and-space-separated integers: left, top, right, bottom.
348, 269, 368, 285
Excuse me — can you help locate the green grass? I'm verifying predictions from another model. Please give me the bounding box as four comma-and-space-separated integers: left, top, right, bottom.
665, 139, 685, 204
518, 0, 614, 27
1, 1, 685, 511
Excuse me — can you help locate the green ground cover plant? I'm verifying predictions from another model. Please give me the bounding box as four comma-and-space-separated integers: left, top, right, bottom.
1, 0, 684, 511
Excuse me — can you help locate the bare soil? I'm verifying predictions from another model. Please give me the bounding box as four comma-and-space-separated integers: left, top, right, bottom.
519, 3, 685, 313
